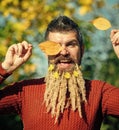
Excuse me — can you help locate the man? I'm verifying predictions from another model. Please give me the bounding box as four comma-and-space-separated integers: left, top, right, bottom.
0, 16, 119, 130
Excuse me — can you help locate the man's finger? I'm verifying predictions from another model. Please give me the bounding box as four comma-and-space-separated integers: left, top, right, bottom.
22, 46, 32, 62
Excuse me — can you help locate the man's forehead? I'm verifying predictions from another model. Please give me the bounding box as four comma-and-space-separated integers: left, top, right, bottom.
48, 31, 77, 44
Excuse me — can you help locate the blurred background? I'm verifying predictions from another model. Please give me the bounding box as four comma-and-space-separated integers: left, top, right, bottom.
0, 0, 119, 130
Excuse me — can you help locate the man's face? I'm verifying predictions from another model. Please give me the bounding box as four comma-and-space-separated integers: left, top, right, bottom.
47, 31, 83, 71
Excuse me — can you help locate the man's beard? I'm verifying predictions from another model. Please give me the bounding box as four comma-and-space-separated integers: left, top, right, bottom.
44, 56, 87, 123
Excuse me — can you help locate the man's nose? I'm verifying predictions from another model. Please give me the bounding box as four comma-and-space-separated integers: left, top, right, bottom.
60, 46, 69, 55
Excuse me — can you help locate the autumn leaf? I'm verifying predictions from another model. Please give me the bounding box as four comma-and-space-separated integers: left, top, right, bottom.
39, 41, 62, 56
91, 17, 112, 30
24, 64, 36, 73
79, 5, 92, 15
0, 44, 7, 56
79, 0, 93, 5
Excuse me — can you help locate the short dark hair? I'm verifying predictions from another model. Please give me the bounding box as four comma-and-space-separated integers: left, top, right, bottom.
45, 15, 83, 46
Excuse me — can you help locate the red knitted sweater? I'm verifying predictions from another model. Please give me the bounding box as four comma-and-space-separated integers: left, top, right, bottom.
0, 64, 119, 130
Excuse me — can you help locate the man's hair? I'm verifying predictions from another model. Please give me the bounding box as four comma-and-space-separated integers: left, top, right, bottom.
45, 15, 83, 46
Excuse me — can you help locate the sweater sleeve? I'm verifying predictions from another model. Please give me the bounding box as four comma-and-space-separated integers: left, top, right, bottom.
0, 81, 22, 115
0, 63, 22, 114
0, 64, 11, 83
102, 82, 119, 117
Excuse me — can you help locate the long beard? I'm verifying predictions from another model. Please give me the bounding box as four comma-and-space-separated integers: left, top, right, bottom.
44, 63, 87, 123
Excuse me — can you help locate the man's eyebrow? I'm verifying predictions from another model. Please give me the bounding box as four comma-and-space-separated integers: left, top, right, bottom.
66, 39, 78, 44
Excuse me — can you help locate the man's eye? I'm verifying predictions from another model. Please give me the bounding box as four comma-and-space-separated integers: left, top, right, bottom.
67, 42, 78, 47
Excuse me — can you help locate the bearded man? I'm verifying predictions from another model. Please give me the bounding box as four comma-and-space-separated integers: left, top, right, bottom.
0, 16, 119, 130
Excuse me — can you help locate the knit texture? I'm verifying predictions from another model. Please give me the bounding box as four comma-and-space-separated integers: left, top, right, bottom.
0, 65, 119, 130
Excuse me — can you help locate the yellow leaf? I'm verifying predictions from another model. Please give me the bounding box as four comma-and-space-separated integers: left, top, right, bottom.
39, 41, 62, 56
0, 44, 7, 56
13, 21, 30, 32
38, 24, 46, 33
91, 17, 112, 30
3, 11, 9, 17
21, 1, 30, 9
79, 5, 92, 15
24, 64, 36, 73
79, 0, 93, 5
13, 0, 19, 6
64, 10, 72, 17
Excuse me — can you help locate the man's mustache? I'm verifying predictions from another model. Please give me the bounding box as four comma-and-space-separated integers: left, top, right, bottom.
53, 55, 76, 64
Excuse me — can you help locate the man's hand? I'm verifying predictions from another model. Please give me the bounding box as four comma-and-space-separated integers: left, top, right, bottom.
110, 29, 119, 58
2, 41, 32, 73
